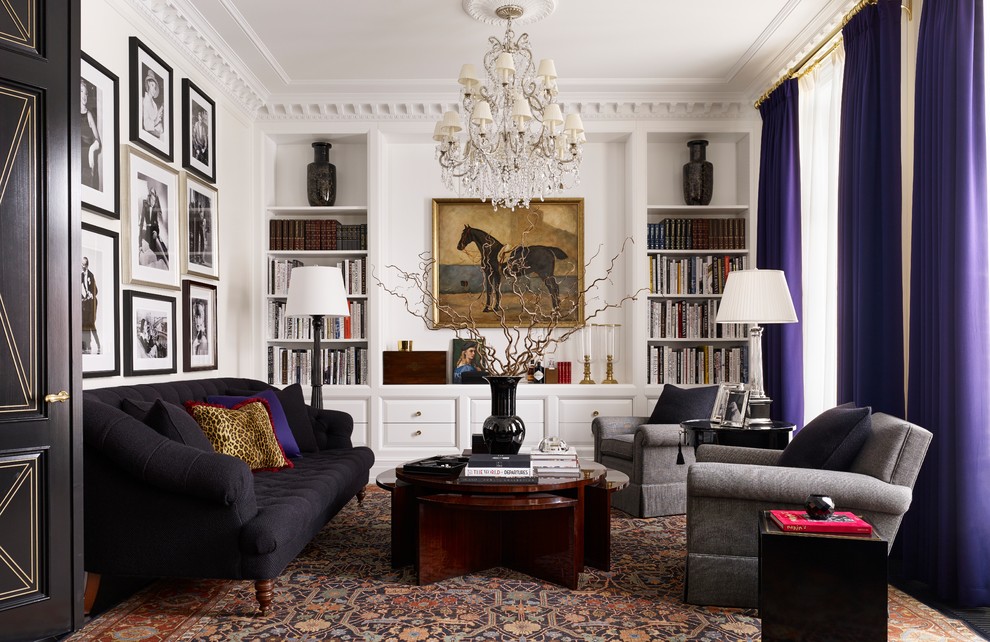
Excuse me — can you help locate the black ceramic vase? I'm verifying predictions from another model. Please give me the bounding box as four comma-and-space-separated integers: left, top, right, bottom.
682, 139, 714, 205
482, 376, 526, 455
307, 142, 337, 206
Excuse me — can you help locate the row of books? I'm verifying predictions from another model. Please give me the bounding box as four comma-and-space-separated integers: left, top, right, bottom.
268, 258, 367, 296
647, 218, 746, 250
647, 344, 749, 385
267, 346, 369, 386
267, 300, 367, 340
269, 219, 368, 251
649, 254, 749, 296
461, 449, 582, 479
649, 299, 747, 339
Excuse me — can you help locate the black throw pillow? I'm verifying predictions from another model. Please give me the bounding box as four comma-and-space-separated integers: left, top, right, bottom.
121, 398, 215, 453
777, 405, 872, 471
229, 383, 319, 454
647, 385, 719, 424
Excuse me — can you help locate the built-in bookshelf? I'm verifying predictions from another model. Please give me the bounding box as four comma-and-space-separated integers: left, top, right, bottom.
644, 133, 755, 386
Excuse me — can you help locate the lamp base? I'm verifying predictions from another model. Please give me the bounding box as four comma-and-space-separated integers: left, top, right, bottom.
745, 396, 773, 426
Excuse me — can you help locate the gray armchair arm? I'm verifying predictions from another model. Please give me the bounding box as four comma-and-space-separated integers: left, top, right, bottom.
697, 444, 782, 466
592, 416, 647, 461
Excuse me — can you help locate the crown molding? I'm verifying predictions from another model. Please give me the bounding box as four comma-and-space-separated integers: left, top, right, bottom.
124, 0, 267, 116
256, 99, 756, 122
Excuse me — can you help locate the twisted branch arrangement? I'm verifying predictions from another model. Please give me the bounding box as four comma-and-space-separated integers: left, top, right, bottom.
377, 235, 642, 377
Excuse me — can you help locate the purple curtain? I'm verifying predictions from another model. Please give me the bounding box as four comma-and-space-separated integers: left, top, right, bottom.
757, 79, 804, 426
902, 0, 990, 607
836, 0, 904, 416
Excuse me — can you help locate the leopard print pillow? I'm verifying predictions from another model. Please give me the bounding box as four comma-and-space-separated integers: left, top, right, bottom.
185, 399, 292, 471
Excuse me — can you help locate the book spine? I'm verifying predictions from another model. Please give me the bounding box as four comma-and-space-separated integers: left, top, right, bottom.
462, 467, 534, 477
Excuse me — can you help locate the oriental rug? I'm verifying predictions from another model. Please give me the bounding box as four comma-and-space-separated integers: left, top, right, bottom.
67, 487, 982, 641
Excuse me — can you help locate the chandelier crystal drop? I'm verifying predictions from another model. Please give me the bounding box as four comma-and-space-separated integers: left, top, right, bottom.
435, 3, 584, 210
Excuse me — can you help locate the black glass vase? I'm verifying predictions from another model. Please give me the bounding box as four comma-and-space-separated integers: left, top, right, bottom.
307, 142, 336, 206
482, 376, 526, 455
682, 139, 714, 205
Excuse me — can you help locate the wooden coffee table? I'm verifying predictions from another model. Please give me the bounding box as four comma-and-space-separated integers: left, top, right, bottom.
376, 461, 628, 588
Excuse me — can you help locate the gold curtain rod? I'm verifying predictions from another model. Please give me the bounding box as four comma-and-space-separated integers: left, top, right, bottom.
753, 0, 911, 109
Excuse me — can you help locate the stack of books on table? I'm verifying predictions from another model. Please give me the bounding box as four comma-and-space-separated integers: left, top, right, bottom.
462, 454, 536, 482
530, 448, 581, 477
769, 510, 873, 535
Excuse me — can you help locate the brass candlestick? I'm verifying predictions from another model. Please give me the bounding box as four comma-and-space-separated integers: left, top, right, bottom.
603, 355, 618, 384
580, 355, 595, 384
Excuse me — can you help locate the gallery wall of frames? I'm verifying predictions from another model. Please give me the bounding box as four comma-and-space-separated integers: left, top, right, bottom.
80, 28, 224, 381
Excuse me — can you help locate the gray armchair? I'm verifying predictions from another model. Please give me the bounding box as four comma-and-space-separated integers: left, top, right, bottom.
684, 411, 932, 608
592, 417, 695, 517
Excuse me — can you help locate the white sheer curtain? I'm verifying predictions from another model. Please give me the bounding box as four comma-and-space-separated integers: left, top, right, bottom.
798, 44, 845, 424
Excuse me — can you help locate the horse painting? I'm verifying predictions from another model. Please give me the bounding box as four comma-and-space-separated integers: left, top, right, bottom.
456, 224, 568, 312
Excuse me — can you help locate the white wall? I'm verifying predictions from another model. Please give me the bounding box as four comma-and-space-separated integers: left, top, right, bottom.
82, 0, 255, 388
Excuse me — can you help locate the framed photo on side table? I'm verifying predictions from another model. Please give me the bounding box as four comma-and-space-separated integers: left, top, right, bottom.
123, 290, 176, 376
81, 223, 120, 377
181, 79, 216, 183
181, 173, 219, 279
80, 53, 119, 218
124, 146, 180, 289
722, 388, 750, 428
182, 280, 217, 371
129, 36, 173, 161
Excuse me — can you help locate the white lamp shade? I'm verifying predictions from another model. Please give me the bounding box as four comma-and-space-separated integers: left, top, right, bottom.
457, 63, 480, 88
495, 52, 516, 74
715, 269, 798, 324
284, 266, 350, 318
543, 103, 564, 128
537, 58, 558, 80
511, 93, 533, 121
440, 110, 463, 134
471, 100, 494, 126
563, 113, 584, 135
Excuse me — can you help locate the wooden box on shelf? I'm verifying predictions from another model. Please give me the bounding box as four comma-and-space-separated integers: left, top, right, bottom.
383, 351, 447, 384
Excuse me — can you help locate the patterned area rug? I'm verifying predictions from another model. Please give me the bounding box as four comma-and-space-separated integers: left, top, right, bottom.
68, 487, 981, 641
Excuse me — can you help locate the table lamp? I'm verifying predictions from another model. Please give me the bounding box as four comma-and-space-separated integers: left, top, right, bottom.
715, 269, 797, 425
284, 265, 350, 409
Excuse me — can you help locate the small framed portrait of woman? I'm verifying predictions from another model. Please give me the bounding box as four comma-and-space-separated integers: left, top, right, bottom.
81, 223, 120, 377
451, 337, 487, 384
80, 53, 119, 218
124, 146, 180, 289
129, 36, 173, 161
181, 79, 216, 183
182, 280, 217, 372
123, 290, 176, 376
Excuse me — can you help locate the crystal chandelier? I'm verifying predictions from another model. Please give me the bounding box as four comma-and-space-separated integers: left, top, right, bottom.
435, 2, 585, 210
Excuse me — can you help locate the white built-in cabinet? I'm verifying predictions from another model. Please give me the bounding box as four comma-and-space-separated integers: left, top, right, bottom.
255, 122, 758, 475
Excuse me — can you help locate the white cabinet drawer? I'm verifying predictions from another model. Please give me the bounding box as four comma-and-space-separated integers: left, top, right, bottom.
558, 399, 634, 423
329, 398, 368, 423
382, 399, 455, 424
383, 423, 456, 448
559, 422, 596, 447
470, 399, 544, 425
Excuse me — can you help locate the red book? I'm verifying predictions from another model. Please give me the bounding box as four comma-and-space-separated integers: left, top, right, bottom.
770, 510, 873, 535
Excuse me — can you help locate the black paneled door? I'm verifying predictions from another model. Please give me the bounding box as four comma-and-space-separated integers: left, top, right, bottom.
0, 1, 82, 640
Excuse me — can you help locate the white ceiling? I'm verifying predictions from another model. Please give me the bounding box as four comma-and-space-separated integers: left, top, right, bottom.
182, 0, 856, 107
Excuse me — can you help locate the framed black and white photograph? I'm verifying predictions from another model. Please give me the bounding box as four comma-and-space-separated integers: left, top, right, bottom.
123, 290, 176, 376
124, 146, 180, 289
182, 280, 217, 371
81, 52, 119, 218
721, 389, 750, 428
81, 223, 120, 377
181, 79, 216, 183
129, 36, 173, 161
181, 173, 219, 279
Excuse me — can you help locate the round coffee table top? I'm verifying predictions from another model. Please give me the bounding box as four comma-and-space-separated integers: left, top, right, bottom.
376, 459, 628, 493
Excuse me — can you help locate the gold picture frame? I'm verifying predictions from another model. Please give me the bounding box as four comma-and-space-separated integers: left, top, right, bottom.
431, 198, 584, 328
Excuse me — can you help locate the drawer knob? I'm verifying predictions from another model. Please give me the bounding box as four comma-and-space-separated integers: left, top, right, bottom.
414, 411, 422, 417
414, 430, 422, 436
592, 410, 600, 417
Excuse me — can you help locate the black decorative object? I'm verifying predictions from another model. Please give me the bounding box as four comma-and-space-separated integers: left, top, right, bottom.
482, 376, 526, 454
307, 141, 336, 206
682, 139, 713, 205
402, 455, 470, 475
804, 494, 836, 520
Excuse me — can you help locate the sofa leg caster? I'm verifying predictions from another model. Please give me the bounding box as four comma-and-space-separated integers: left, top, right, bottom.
255, 579, 274, 615
356, 489, 367, 504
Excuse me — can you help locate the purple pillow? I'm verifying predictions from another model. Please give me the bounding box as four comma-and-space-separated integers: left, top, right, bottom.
207, 389, 302, 458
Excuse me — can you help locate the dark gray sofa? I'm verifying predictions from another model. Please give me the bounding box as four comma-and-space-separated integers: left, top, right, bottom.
83, 377, 375, 614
